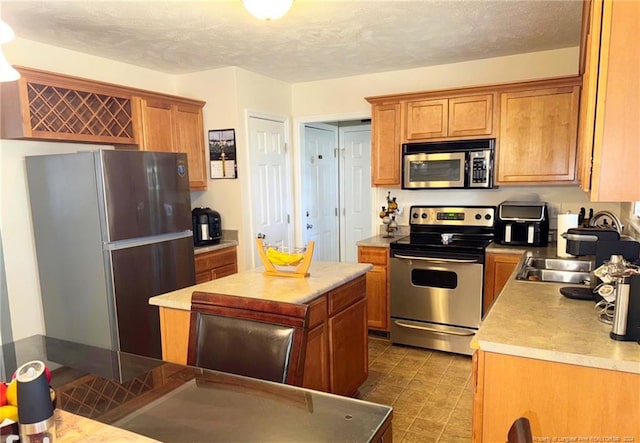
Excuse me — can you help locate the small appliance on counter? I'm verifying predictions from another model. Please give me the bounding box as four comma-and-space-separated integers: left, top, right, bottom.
560, 227, 640, 301
610, 273, 640, 341
192, 207, 222, 246
495, 201, 549, 246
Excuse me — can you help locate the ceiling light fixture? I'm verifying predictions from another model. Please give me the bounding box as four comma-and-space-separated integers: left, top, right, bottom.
0, 20, 20, 82
242, 0, 294, 20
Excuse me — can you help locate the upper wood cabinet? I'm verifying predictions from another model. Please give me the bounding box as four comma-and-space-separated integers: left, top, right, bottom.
0, 66, 136, 145
370, 101, 402, 187
577, 0, 640, 202
366, 77, 579, 187
404, 94, 494, 141
133, 97, 208, 190
497, 81, 580, 184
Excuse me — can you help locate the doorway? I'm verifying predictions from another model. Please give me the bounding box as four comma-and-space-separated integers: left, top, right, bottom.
301, 120, 371, 262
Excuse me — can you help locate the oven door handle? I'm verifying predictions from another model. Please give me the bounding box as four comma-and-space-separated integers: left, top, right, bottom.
393, 254, 479, 264
393, 320, 476, 336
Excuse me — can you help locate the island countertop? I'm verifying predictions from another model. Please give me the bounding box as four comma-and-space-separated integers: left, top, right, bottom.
150, 261, 373, 311
474, 253, 640, 374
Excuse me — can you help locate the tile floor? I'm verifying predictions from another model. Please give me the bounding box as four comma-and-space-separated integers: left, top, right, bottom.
357, 337, 473, 443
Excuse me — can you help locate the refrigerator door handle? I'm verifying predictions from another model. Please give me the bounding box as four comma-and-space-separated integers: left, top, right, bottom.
105, 230, 194, 250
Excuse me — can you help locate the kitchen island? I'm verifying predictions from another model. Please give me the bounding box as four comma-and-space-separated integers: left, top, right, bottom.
149, 261, 372, 396
472, 251, 640, 442
0, 335, 392, 442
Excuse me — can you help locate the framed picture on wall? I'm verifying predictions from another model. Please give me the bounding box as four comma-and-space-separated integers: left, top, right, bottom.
208, 128, 238, 179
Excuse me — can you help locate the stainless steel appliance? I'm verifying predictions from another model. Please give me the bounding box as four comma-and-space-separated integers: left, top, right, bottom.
495, 201, 549, 246
192, 207, 222, 246
610, 274, 640, 341
390, 205, 495, 355
26, 150, 196, 359
402, 139, 495, 189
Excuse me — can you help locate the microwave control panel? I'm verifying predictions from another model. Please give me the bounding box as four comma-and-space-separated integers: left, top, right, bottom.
469, 150, 491, 187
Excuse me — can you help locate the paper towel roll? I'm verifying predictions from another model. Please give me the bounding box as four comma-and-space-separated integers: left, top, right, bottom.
557, 213, 579, 257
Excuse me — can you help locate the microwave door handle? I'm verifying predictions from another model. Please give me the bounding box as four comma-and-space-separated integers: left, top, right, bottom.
393, 254, 479, 264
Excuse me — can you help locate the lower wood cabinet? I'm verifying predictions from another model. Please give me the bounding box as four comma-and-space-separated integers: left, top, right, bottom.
158, 274, 368, 396
472, 350, 640, 442
483, 252, 521, 316
302, 295, 330, 392
194, 246, 238, 283
358, 245, 390, 332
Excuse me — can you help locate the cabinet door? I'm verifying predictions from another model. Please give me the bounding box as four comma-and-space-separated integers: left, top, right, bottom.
174, 103, 207, 191
358, 246, 389, 332
448, 94, 494, 137
404, 98, 448, 140
483, 253, 521, 316
194, 247, 238, 283
329, 298, 368, 396
136, 98, 175, 153
303, 295, 329, 392
583, 0, 640, 201
497, 86, 580, 184
371, 102, 402, 186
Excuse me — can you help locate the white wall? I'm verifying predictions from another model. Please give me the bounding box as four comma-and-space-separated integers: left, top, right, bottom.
4, 38, 177, 94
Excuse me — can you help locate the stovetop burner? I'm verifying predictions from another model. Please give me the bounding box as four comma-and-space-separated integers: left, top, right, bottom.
390, 206, 496, 257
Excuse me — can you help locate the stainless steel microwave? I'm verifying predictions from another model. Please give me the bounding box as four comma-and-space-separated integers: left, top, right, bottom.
402, 139, 495, 189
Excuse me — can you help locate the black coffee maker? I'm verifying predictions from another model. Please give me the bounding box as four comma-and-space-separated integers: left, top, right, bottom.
561, 227, 640, 300
192, 208, 222, 246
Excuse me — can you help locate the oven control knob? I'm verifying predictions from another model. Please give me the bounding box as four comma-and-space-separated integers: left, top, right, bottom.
475, 213, 481, 220
485, 214, 492, 220
412, 212, 419, 219
421, 213, 428, 219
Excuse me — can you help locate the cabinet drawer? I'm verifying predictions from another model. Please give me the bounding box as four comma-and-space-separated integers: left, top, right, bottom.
213, 263, 238, 280
328, 276, 366, 316
307, 295, 328, 329
194, 247, 237, 273
358, 246, 388, 266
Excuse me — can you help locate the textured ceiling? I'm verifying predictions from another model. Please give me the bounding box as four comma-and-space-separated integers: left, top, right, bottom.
0, 0, 584, 83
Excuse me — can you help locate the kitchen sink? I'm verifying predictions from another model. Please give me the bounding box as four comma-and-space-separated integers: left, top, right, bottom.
523, 257, 593, 272
516, 256, 593, 285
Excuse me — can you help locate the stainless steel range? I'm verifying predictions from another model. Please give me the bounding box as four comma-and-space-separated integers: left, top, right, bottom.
389, 205, 495, 355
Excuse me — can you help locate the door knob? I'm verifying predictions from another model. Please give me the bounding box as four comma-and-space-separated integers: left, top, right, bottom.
257, 233, 266, 239
306, 224, 313, 230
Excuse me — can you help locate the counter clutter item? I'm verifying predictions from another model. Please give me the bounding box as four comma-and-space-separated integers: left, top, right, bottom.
256, 238, 315, 278
556, 212, 579, 257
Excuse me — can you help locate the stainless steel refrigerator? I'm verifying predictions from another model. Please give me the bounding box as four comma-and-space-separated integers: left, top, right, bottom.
26, 150, 196, 359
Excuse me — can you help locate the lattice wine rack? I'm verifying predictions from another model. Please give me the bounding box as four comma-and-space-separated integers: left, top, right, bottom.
27, 82, 135, 142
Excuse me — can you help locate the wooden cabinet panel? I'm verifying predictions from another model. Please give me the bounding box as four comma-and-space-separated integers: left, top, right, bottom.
174, 103, 207, 191
371, 102, 402, 186
365, 266, 388, 331
497, 85, 580, 184
404, 98, 448, 140
358, 245, 389, 332
134, 97, 174, 152
483, 252, 520, 316
194, 247, 238, 284
0, 66, 136, 144
448, 94, 493, 137
159, 307, 190, 364
405, 94, 493, 141
328, 275, 366, 316
134, 96, 207, 190
328, 297, 368, 396
474, 351, 640, 442
579, 0, 640, 201
303, 293, 329, 392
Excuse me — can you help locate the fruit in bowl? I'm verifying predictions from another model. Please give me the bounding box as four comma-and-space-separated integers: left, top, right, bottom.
266, 246, 305, 266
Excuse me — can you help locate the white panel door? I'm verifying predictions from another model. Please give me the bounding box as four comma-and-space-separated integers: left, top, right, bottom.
303, 124, 339, 261
340, 125, 372, 262
248, 116, 292, 265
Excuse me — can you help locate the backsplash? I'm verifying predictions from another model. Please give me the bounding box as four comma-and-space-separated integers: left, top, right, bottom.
374, 185, 624, 237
